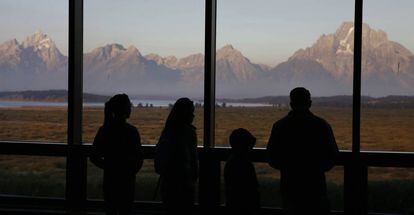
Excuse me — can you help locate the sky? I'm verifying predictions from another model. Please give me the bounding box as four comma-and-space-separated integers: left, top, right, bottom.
0, 0, 413, 66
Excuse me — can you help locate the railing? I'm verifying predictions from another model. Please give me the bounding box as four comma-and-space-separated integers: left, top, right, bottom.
1, 141, 414, 214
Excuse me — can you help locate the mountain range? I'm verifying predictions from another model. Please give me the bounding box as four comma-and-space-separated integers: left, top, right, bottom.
0, 22, 413, 97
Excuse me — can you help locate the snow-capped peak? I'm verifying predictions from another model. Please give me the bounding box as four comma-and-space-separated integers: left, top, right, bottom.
336, 27, 354, 55
22, 30, 55, 51
36, 38, 52, 50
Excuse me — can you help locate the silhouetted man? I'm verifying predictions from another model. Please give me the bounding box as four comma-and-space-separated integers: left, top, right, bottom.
267, 87, 338, 215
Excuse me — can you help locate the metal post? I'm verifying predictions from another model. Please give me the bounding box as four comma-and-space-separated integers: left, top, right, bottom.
345, 163, 368, 215
66, 0, 86, 213
199, 0, 220, 213
204, 0, 216, 149
345, 0, 367, 214
352, 0, 363, 156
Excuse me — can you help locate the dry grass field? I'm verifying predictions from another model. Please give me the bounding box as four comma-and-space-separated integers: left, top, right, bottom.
0, 106, 413, 213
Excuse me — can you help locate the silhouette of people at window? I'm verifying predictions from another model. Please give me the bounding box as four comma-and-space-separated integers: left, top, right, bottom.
267, 87, 338, 215
90, 94, 143, 215
225, 128, 260, 215
155, 98, 198, 215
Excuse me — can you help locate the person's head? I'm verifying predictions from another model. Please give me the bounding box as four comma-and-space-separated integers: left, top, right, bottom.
165, 98, 195, 128
290, 87, 312, 111
229, 128, 256, 155
105, 94, 132, 124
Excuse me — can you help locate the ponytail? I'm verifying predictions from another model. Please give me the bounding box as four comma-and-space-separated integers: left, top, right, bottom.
103, 94, 131, 128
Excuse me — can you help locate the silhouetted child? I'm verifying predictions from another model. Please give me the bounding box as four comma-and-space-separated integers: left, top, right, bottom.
224, 128, 260, 215
90, 94, 143, 215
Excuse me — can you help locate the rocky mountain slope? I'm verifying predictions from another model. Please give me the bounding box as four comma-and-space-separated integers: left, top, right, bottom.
1, 22, 413, 97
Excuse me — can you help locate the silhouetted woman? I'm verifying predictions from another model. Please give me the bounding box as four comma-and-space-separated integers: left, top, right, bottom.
155, 98, 198, 215
91, 94, 143, 215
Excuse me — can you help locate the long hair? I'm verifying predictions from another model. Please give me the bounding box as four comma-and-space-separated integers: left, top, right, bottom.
164, 98, 194, 132
103, 94, 132, 128
103, 100, 113, 128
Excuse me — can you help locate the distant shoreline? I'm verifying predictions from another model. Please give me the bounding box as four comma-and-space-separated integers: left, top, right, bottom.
0, 90, 110, 103
1, 90, 414, 108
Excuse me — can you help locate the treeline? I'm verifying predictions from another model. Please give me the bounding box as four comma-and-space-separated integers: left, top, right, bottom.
221, 95, 414, 108
0, 90, 110, 103
1, 90, 414, 108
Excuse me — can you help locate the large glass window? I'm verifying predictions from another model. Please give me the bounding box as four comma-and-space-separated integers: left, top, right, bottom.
0, 0, 68, 198
255, 165, 345, 210
0, 0, 413, 213
83, 0, 205, 201
361, 1, 414, 214
87, 160, 161, 202
0, 0, 68, 143
368, 167, 414, 214
215, 0, 354, 209
215, 0, 354, 150
0, 155, 66, 198
361, 0, 414, 152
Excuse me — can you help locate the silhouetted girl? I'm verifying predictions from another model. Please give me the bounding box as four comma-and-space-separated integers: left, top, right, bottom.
155, 98, 198, 215
91, 94, 143, 215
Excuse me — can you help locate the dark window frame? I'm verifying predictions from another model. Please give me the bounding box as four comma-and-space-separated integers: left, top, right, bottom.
2, 0, 414, 214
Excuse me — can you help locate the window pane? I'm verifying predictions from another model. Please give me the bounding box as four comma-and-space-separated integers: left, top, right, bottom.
0, 155, 66, 198
83, 0, 205, 202
220, 162, 283, 207
325, 167, 344, 211
368, 167, 414, 214
87, 160, 162, 202
216, 2, 351, 210
216, 0, 354, 150
83, 0, 204, 145
361, 0, 414, 152
220, 163, 344, 210
0, 0, 68, 143
255, 164, 282, 208
256, 165, 344, 210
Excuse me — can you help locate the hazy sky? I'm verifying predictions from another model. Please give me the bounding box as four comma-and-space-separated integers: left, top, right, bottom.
0, 0, 413, 66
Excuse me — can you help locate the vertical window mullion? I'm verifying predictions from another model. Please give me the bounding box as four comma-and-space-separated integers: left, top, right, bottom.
345, 0, 367, 214
353, 0, 363, 155
204, 0, 217, 149
199, 0, 220, 211
66, 0, 85, 212
68, 0, 83, 146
